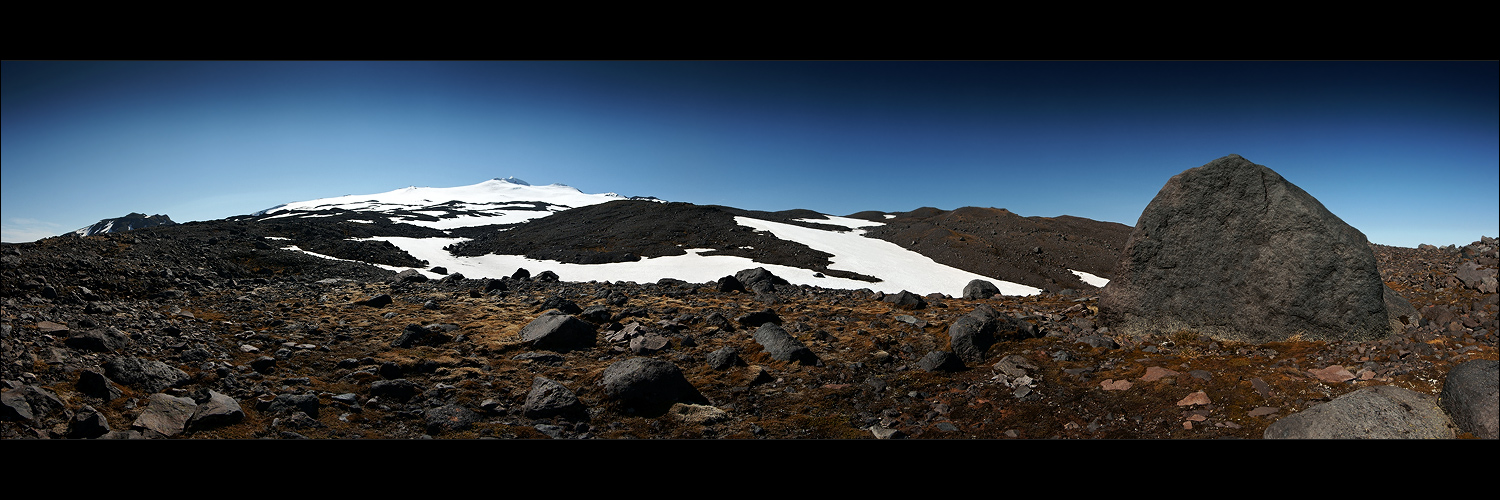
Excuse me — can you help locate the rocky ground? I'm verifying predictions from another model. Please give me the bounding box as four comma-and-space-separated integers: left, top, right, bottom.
2, 221, 1495, 439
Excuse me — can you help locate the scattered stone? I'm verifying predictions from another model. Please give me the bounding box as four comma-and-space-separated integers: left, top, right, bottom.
736, 309, 782, 328
1101, 379, 1132, 391
669, 403, 728, 425
103, 356, 190, 394
1308, 365, 1357, 384
425, 404, 479, 435
948, 311, 998, 363
707, 346, 740, 370
189, 391, 245, 430
917, 350, 964, 372
1176, 391, 1210, 406
1141, 366, 1180, 382
523, 377, 587, 420
68, 405, 111, 438
131, 393, 198, 437
752, 323, 818, 365
963, 279, 1001, 299
355, 294, 394, 308
370, 379, 421, 402
518, 313, 597, 352
883, 290, 927, 310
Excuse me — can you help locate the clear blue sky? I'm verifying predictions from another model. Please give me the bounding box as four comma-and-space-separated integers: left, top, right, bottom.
3, 61, 1495, 247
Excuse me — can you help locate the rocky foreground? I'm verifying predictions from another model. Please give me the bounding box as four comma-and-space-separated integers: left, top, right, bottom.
1, 222, 1495, 439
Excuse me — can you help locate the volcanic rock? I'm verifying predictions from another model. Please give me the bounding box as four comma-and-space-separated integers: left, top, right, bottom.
523, 376, 586, 419
600, 357, 707, 414
752, 323, 818, 365
1438, 359, 1498, 439
518, 312, 597, 352
1262, 385, 1457, 439
1100, 155, 1392, 343
963, 279, 1001, 299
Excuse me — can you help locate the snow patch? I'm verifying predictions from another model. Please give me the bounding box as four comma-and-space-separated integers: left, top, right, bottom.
1070, 269, 1109, 287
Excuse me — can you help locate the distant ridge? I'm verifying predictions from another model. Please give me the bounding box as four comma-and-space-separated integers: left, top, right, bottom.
72, 213, 177, 237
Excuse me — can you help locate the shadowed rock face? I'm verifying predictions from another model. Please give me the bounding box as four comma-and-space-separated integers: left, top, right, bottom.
1099, 155, 1391, 344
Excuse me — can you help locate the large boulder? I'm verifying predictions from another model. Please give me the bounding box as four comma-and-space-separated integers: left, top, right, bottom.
1439, 360, 1498, 439
1099, 155, 1391, 343
1263, 385, 1457, 439
600, 357, 707, 414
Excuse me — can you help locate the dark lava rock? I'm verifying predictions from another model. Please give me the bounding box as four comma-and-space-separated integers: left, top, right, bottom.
103, 356, 190, 394
370, 379, 421, 402
752, 323, 818, 365
65, 327, 129, 353
188, 390, 245, 430
1263, 385, 1458, 439
355, 294, 394, 308
736, 309, 782, 328
600, 357, 707, 414
963, 279, 1001, 299
518, 313, 597, 352
425, 403, 479, 435
264, 393, 320, 418
1439, 359, 1498, 439
883, 290, 926, 310
707, 346, 740, 370
68, 405, 111, 439
948, 312, 998, 363
918, 350, 965, 372
523, 376, 587, 419
76, 370, 122, 401
1100, 154, 1392, 344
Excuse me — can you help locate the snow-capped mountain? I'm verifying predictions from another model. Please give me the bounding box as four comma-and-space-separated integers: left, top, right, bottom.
244, 178, 1119, 297
251, 177, 644, 230
73, 213, 177, 237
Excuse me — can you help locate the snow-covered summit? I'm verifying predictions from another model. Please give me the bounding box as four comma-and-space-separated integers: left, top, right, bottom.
251, 178, 659, 231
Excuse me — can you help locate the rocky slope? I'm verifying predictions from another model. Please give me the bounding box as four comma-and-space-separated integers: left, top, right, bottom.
2, 220, 1494, 439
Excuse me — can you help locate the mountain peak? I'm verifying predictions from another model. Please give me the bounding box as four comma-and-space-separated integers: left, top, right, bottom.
492, 176, 530, 186
73, 213, 176, 237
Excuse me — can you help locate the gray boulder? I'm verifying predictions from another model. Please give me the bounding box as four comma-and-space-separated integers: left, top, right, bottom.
752, 323, 818, 365
1439, 360, 1498, 439
1263, 385, 1458, 439
948, 314, 997, 363
189, 390, 245, 430
131, 393, 198, 437
104, 356, 190, 394
601, 357, 707, 413
1100, 154, 1392, 344
523, 376, 586, 419
962, 279, 1001, 299
518, 312, 597, 352
918, 350, 964, 372
883, 290, 926, 310
425, 404, 479, 435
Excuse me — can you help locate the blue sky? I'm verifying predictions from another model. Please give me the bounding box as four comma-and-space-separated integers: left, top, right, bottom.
3, 61, 1495, 247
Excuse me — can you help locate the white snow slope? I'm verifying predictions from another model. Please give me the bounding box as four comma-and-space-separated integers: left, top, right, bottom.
266, 178, 1044, 297
257, 178, 633, 230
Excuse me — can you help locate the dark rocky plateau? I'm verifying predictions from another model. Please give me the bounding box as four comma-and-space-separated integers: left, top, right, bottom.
1, 215, 1496, 439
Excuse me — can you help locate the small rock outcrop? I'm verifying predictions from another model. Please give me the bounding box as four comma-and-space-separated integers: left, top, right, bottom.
1100, 154, 1393, 344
